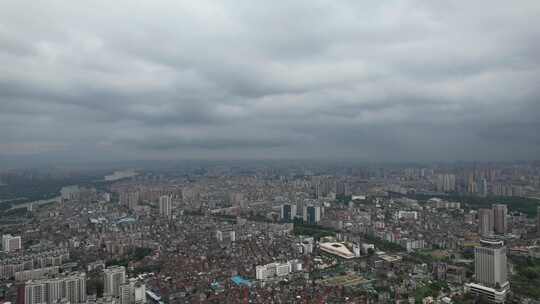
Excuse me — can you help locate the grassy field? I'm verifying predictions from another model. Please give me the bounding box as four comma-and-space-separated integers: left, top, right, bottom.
318, 274, 370, 287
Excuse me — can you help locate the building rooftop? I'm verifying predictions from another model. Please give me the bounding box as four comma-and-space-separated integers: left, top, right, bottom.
479, 238, 505, 248
319, 242, 355, 259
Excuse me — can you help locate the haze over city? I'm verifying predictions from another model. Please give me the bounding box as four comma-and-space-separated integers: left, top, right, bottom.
3, 2, 540, 304
1, 1, 540, 165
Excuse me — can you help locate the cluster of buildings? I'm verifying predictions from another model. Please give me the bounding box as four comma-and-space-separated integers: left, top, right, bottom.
279, 203, 322, 224
391, 164, 538, 198
23, 272, 87, 304
478, 204, 508, 236
158, 195, 172, 219
0, 248, 69, 280
104, 266, 145, 304
1, 162, 540, 303
255, 259, 302, 280
21, 265, 146, 304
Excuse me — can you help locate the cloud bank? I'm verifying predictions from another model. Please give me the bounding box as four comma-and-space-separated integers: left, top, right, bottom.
1, 0, 539, 162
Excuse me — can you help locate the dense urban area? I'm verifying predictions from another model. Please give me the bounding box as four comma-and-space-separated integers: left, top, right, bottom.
1, 161, 540, 304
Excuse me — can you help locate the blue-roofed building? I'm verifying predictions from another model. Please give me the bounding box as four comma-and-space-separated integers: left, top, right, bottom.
231, 275, 252, 287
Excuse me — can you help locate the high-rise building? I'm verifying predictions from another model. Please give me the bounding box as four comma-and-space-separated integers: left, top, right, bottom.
436, 174, 456, 192
24, 272, 86, 304
60, 185, 80, 201
466, 239, 509, 303
480, 178, 488, 197
475, 239, 508, 287
2, 234, 22, 252
104, 266, 126, 297
120, 278, 146, 304
303, 205, 321, 225
229, 192, 244, 206
120, 191, 139, 209
255, 262, 293, 280
467, 174, 477, 194
478, 209, 494, 236
335, 181, 349, 196
255, 265, 267, 280
492, 204, 507, 235
159, 195, 172, 218
280, 204, 297, 221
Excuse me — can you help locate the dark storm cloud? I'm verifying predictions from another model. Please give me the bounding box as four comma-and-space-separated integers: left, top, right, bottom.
1, 0, 540, 162
121, 136, 291, 151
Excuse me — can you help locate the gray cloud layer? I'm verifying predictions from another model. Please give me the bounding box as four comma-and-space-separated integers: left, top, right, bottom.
1, 0, 540, 162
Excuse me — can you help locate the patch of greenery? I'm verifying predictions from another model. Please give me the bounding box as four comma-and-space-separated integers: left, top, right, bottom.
244, 213, 273, 223
451, 292, 476, 304
106, 247, 154, 268
462, 249, 474, 260
510, 256, 540, 299
106, 258, 129, 268
411, 250, 450, 264
410, 194, 540, 217
1, 208, 29, 217
463, 196, 540, 217
407, 253, 433, 264
132, 247, 153, 260
184, 210, 204, 216
364, 235, 405, 252
414, 281, 448, 303
0, 174, 101, 203
293, 223, 336, 239
133, 264, 161, 274
335, 195, 352, 204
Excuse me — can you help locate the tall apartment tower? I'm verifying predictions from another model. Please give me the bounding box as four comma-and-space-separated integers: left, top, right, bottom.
120, 191, 139, 209
2, 234, 22, 252
478, 209, 494, 236
492, 204, 507, 235
159, 195, 172, 218
480, 178, 488, 197
303, 205, 321, 225
436, 174, 456, 192
335, 181, 349, 196
120, 278, 146, 304
104, 266, 126, 297
24, 272, 87, 304
467, 239, 509, 303
280, 204, 297, 221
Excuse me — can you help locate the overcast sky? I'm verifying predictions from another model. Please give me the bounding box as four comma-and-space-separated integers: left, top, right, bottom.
1, 1, 539, 164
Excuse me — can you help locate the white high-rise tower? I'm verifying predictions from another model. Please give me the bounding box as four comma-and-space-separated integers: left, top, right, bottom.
159, 195, 172, 218
104, 266, 126, 297
466, 239, 509, 303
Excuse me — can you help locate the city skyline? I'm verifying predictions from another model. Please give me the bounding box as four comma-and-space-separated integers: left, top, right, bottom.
2, 159, 540, 302
1, 1, 540, 164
